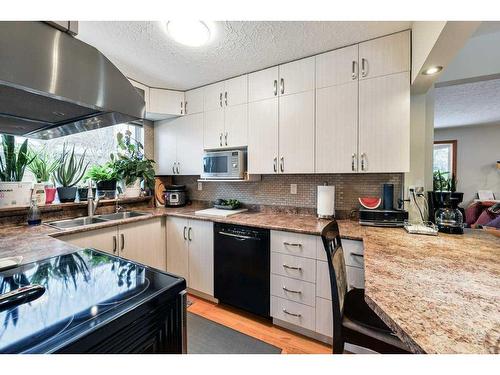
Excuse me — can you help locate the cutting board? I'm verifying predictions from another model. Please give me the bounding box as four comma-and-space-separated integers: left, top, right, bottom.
195, 208, 248, 217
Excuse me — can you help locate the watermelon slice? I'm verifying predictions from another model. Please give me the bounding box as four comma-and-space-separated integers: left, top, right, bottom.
359, 197, 382, 209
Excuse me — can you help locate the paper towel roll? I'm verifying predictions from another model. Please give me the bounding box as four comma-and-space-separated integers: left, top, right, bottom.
317, 185, 335, 218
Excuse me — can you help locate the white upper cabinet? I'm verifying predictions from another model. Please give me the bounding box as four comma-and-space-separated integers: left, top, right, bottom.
316, 45, 359, 88
177, 113, 204, 175
154, 119, 178, 175
149, 88, 185, 119
224, 75, 248, 106
278, 90, 315, 174
248, 66, 279, 102
204, 81, 225, 112
185, 87, 204, 114
358, 71, 410, 173
248, 98, 279, 174
359, 30, 410, 80
316, 82, 359, 173
203, 108, 225, 149
224, 104, 248, 148
278, 56, 315, 96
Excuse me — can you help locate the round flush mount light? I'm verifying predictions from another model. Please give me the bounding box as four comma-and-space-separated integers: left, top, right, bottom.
166, 21, 211, 47
422, 66, 443, 75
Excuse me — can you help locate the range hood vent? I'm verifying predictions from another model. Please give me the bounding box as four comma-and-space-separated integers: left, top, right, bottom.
0, 22, 145, 139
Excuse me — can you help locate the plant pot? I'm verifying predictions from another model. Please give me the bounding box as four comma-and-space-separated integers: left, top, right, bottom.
122, 179, 142, 198
57, 187, 77, 203
44, 187, 57, 204
77, 187, 96, 201
97, 180, 117, 200
0, 182, 33, 208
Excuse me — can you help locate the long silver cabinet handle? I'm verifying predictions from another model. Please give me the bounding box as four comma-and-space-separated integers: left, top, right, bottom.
113, 236, 117, 254
273, 157, 277, 173
219, 133, 223, 147
218, 231, 257, 241
350, 253, 364, 258
188, 227, 193, 241
172, 163, 176, 174
273, 80, 278, 96
183, 226, 187, 241
283, 264, 302, 271
280, 78, 284, 94
280, 156, 284, 172
282, 286, 302, 294
219, 92, 223, 107
180, 101, 183, 114
361, 58, 367, 77
224, 91, 228, 106
361, 153, 366, 171
351, 153, 356, 172
283, 241, 302, 247
176, 162, 180, 174
282, 308, 301, 317
352, 61, 358, 80
120, 233, 125, 251
185, 101, 188, 114
225, 132, 228, 146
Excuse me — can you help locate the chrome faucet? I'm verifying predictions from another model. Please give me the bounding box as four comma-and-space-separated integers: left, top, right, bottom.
87, 180, 100, 218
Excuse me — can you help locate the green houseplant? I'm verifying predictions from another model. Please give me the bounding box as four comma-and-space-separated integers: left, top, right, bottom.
27, 147, 59, 183
84, 163, 118, 199
428, 170, 464, 223
111, 131, 155, 197
53, 144, 89, 203
0, 135, 35, 207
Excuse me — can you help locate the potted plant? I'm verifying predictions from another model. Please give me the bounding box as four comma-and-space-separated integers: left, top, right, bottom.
27, 147, 60, 205
84, 163, 118, 199
53, 144, 89, 203
0, 135, 35, 207
111, 131, 155, 198
428, 171, 464, 222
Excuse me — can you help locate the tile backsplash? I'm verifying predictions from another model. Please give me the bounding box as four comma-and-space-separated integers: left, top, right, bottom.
173, 173, 403, 212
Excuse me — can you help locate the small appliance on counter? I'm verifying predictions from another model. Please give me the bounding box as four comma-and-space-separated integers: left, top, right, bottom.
317, 184, 335, 219
358, 183, 408, 227
435, 197, 464, 234
164, 185, 187, 207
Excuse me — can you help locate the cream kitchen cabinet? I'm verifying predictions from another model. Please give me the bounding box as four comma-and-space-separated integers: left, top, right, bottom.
166, 217, 214, 296
148, 88, 185, 120
203, 75, 248, 150
154, 113, 203, 176
57, 218, 167, 271
185, 87, 204, 114
248, 57, 315, 174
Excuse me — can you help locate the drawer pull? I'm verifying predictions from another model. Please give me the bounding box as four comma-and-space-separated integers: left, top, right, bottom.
282, 308, 301, 317
282, 286, 302, 294
350, 253, 364, 258
283, 241, 302, 247
283, 264, 302, 271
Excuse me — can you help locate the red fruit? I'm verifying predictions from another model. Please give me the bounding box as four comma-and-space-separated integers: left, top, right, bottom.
359, 197, 382, 209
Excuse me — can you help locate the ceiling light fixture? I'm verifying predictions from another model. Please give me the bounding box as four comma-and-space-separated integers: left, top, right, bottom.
422, 66, 443, 75
166, 21, 211, 47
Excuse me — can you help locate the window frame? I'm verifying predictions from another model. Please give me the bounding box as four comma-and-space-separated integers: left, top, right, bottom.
433, 139, 457, 178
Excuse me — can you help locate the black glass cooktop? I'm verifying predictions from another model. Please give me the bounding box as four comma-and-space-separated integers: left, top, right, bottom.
0, 249, 185, 353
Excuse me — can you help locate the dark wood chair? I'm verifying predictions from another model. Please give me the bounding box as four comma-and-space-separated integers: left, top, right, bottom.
321, 221, 410, 354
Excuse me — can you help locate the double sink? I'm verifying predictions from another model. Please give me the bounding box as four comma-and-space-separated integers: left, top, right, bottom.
46, 211, 149, 230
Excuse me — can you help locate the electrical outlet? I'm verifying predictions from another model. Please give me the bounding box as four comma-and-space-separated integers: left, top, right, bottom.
198, 182, 203, 191
290, 184, 297, 195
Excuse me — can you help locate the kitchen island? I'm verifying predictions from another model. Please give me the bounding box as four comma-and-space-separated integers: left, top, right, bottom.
1, 205, 499, 353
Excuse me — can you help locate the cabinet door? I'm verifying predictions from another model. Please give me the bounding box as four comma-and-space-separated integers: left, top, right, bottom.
204, 81, 225, 112
177, 113, 204, 175
187, 219, 214, 296
154, 118, 178, 175
185, 87, 204, 114
315, 297, 333, 338
203, 108, 225, 150
167, 217, 189, 281
278, 90, 315, 174
315, 82, 358, 173
359, 30, 410, 80
57, 226, 118, 255
224, 103, 248, 148
278, 56, 315, 96
119, 218, 166, 271
316, 44, 359, 89
359, 71, 410, 173
248, 97, 279, 174
224, 75, 247, 107
149, 88, 184, 116
248, 66, 279, 102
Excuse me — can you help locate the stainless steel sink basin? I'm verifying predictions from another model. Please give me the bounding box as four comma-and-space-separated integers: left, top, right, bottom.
46, 216, 108, 229
96, 211, 150, 221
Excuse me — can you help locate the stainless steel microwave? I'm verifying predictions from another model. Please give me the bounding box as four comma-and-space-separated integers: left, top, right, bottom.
201, 150, 247, 180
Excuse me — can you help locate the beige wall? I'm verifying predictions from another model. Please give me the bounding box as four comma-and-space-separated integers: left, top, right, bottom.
434, 123, 500, 205
411, 21, 447, 84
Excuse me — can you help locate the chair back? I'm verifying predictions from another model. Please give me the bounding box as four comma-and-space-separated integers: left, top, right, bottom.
320, 220, 348, 353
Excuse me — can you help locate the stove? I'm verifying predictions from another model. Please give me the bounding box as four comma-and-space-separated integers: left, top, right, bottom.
0, 249, 186, 354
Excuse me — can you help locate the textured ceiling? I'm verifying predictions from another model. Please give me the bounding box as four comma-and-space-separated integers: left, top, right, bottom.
435, 79, 500, 128
77, 21, 410, 90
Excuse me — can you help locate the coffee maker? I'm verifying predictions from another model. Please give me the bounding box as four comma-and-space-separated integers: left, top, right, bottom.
428, 191, 465, 234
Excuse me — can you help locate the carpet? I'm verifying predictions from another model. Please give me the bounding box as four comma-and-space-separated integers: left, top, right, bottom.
187, 312, 282, 354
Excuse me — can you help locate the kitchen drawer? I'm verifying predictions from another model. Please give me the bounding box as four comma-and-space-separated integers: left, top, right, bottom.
271, 252, 316, 283
271, 230, 318, 259
315, 297, 333, 338
346, 265, 365, 290
271, 274, 316, 307
317, 238, 364, 268
271, 296, 315, 331
316, 260, 331, 300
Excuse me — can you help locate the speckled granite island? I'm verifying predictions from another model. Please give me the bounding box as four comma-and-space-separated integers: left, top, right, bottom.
1, 205, 499, 354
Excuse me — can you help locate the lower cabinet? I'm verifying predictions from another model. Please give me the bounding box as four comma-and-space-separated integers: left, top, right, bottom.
270, 230, 365, 342
166, 217, 214, 296
57, 217, 167, 271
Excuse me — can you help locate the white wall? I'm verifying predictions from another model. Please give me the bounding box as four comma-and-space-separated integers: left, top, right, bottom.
434, 123, 500, 205
411, 21, 446, 84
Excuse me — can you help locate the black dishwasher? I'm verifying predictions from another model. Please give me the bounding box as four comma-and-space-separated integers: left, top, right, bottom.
214, 223, 270, 318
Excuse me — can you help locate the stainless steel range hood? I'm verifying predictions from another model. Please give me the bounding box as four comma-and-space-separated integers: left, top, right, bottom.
0, 22, 145, 139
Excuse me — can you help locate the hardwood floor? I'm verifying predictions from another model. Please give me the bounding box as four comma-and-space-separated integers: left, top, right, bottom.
187, 294, 332, 354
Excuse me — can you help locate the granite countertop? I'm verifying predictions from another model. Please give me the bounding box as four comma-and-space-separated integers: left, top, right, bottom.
1, 204, 499, 354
